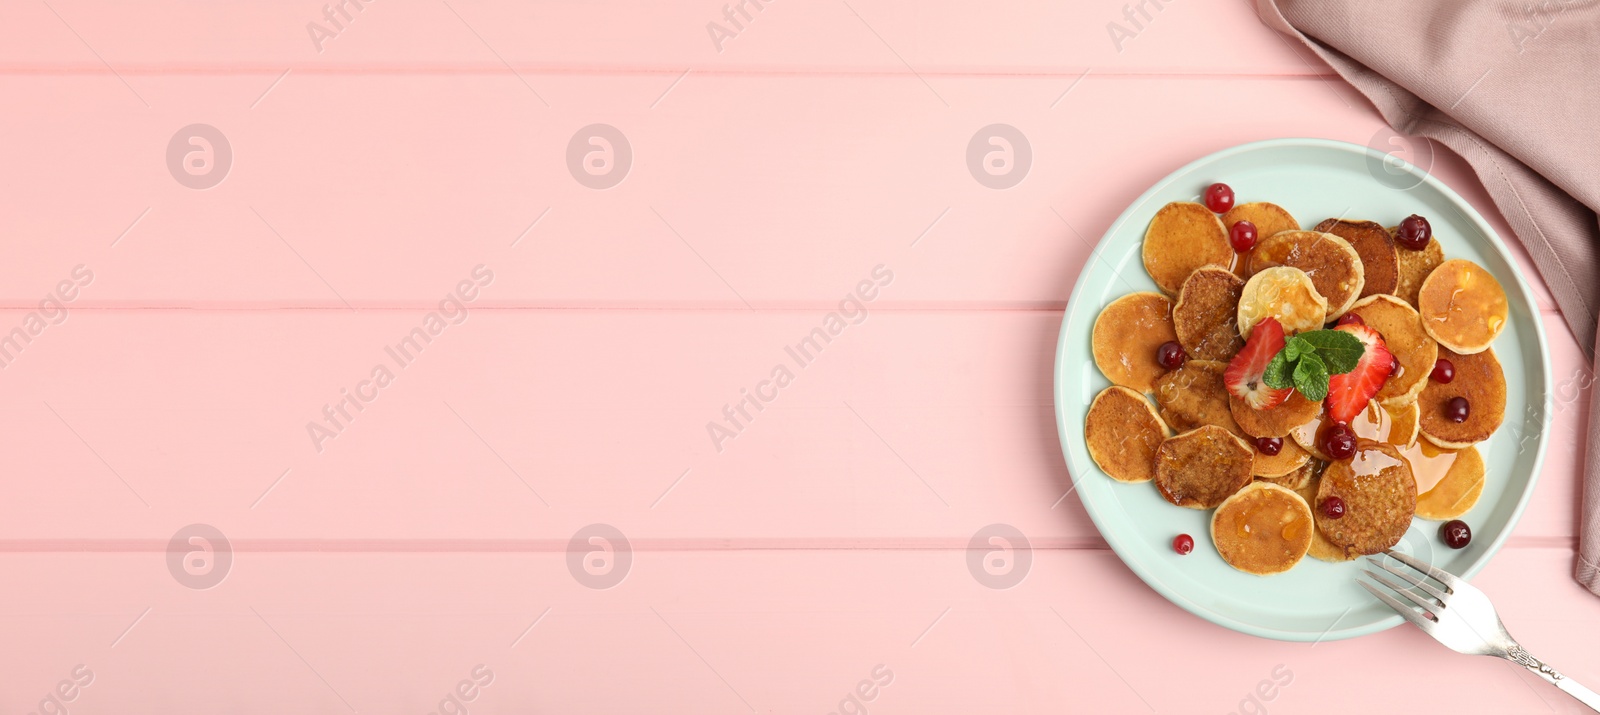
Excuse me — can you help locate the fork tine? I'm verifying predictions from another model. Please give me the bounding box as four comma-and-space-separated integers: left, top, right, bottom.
1385, 549, 1462, 589
1358, 580, 1437, 633
1366, 569, 1442, 612
1367, 557, 1449, 602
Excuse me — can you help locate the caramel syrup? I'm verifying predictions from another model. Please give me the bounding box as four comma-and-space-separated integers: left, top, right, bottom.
1292, 401, 1461, 495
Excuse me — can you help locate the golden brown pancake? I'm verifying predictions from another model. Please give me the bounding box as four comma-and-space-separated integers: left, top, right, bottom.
1346, 294, 1438, 407
1231, 390, 1319, 439
1314, 440, 1417, 558
1253, 437, 1312, 478
1297, 474, 1359, 562
1392, 227, 1445, 308
1414, 445, 1485, 520
1385, 400, 1421, 448
1315, 219, 1399, 299
1211, 482, 1314, 575
1091, 292, 1178, 393
1142, 201, 1233, 294
1153, 360, 1240, 434
1246, 231, 1365, 318
1257, 446, 1315, 483
1417, 259, 1509, 354
1237, 266, 1328, 336
1084, 386, 1171, 483
1418, 347, 1506, 448
1223, 202, 1299, 278
1173, 266, 1245, 361
1154, 425, 1254, 509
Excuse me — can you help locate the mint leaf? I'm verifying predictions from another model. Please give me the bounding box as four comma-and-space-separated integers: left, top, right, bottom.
1262, 350, 1294, 389
1293, 354, 1330, 401
1295, 329, 1365, 375
1282, 336, 1305, 362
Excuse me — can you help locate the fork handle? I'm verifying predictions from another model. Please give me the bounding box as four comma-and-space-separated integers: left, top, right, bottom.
1506, 645, 1600, 712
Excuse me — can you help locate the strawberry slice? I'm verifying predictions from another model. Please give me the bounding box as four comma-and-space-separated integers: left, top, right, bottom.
1323, 324, 1395, 423
1224, 316, 1292, 410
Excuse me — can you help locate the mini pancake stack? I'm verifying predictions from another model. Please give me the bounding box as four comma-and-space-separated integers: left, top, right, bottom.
1086, 193, 1511, 576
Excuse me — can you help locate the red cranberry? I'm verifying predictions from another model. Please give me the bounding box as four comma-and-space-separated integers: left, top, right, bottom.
1319, 496, 1346, 520
1254, 437, 1283, 456
1173, 533, 1195, 555
1321, 422, 1357, 460
1397, 214, 1432, 250
1204, 183, 1235, 213
1335, 313, 1365, 327
1229, 220, 1258, 252
1441, 520, 1472, 549
1156, 341, 1186, 370
1430, 358, 1455, 383
1445, 397, 1470, 423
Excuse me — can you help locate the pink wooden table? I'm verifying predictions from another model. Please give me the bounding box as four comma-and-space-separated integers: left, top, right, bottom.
2, 1, 1596, 712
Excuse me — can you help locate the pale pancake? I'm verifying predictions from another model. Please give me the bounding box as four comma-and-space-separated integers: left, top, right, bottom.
1246, 231, 1365, 318
1142, 201, 1233, 294
1417, 259, 1508, 354
1085, 386, 1171, 483
1418, 347, 1506, 448
1346, 294, 1438, 407
1154, 425, 1254, 509
1414, 445, 1485, 520
1314, 440, 1417, 558
1211, 482, 1314, 575
1315, 219, 1399, 299
1253, 436, 1312, 478
1237, 266, 1328, 336
1222, 202, 1299, 278
1091, 292, 1178, 393
1231, 390, 1319, 439
1296, 474, 1358, 562
1153, 360, 1240, 434
1173, 266, 1245, 361
1392, 227, 1444, 308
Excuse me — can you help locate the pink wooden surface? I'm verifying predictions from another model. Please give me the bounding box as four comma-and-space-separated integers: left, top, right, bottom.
1, 1, 1596, 712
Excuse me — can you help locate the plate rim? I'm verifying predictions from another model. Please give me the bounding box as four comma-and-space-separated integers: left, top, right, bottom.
1052, 137, 1553, 642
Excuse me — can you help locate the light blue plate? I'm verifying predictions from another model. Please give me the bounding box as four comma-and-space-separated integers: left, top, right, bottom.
1053, 138, 1551, 641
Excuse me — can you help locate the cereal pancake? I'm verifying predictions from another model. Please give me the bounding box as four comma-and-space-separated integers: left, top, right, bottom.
1252, 437, 1312, 479
1246, 231, 1365, 319
1142, 202, 1233, 294
1417, 259, 1508, 354
1236, 266, 1327, 336
1173, 266, 1245, 361
1085, 386, 1171, 483
1092, 292, 1178, 393
1231, 390, 1319, 439
1152, 360, 1240, 434
1418, 347, 1505, 448
1314, 440, 1417, 558
1154, 425, 1254, 509
1392, 226, 1444, 307
1315, 219, 1399, 299
1346, 294, 1438, 407
1413, 444, 1486, 521
1256, 446, 1314, 483
1211, 482, 1314, 575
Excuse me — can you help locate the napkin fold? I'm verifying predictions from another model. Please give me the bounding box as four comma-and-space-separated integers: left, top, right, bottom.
1255, 0, 1600, 594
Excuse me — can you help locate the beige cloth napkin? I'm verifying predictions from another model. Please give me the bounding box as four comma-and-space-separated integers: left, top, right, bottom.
1255, 0, 1600, 593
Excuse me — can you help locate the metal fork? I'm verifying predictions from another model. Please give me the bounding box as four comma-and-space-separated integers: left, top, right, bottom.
1360, 550, 1600, 711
